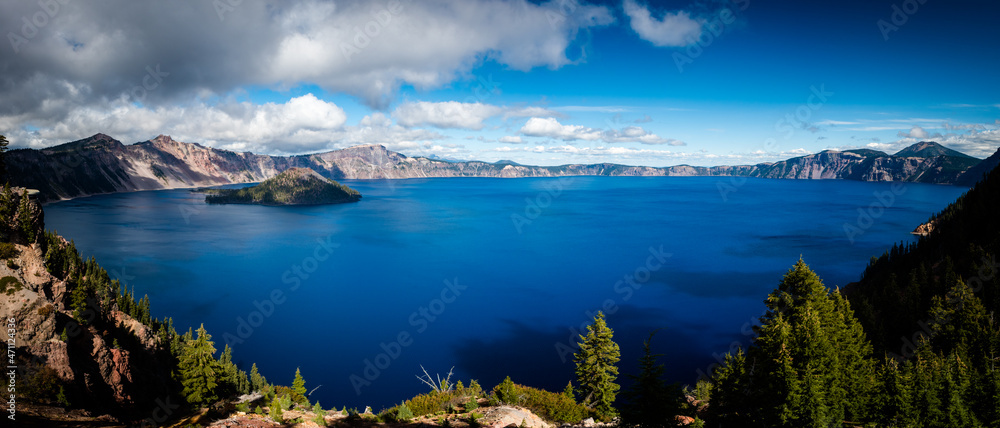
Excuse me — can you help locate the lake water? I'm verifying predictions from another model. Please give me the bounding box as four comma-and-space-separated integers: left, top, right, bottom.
43, 176, 967, 410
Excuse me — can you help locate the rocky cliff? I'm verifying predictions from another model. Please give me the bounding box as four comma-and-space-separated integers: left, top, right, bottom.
1, 187, 178, 424
6, 134, 989, 202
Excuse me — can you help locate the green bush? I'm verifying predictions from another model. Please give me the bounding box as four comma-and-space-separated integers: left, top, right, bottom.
0, 242, 16, 259
491, 379, 593, 424
465, 396, 479, 411
0, 276, 22, 295
404, 391, 456, 416
270, 396, 284, 423
379, 403, 414, 423
313, 414, 328, 427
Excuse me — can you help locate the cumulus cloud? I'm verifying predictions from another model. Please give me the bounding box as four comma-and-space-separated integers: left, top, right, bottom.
499, 136, 524, 144
897, 125, 938, 139
0, 0, 614, 141
623, 0, 703, 47
518, 117, 684, 145
0, 94, 460, 155
520, 117, 603, 141
393, 101, 503, 130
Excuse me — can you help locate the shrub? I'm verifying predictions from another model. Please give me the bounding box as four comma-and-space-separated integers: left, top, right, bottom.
270, 396, 284, 423
0, 276, 22, 295
491, 379, 593, 424
235, 402, 250, 413
379, 403, 414, 423
313, 414, 328, 427
0, 242, 16, 259
467, 412, 483, 428
37, 304, 54, 318
404, 391, 456, 416
465, 396, 479, 411
5, 259, 15, 269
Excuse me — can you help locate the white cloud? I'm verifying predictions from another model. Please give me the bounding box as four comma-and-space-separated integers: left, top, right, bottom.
623, 0, 703, 47
518, 117, 684, 145
0, 94, 348, 154
604, 126, 685, 146
499, 136, 524, 144
393, 101, 503, 130
520, 117, 603, 141
0, 0, 615, 129
504, 106, 565, 119
897, 125, 942, 140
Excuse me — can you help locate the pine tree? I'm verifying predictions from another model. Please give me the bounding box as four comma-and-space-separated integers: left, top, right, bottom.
292, 367, 307, 403
178, 324, 221, 406
18, 189, 35, 243
710, 259, 877, 427
250, 363, 268, 392
0, 134, 8, 182
619, 331, 681, 427
573, 311, 620, 419
707, 348, 751, 425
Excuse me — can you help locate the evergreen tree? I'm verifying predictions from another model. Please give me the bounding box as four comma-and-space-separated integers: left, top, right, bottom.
0, 134, 8, 182
250, 363, 268, 392
18, 189, 35, 243
707, 348, 751, 425
619, 331, 681, 427
573, 311, 620, 419
292, 367, 307, 402
178, 324, 221, 406
709, 259, 877, 427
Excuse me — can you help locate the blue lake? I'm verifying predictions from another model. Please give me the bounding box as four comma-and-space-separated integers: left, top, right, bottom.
43, 176, 968, 410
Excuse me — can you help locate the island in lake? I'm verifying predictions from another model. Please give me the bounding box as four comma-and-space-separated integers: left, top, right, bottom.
204, 167, 362, 205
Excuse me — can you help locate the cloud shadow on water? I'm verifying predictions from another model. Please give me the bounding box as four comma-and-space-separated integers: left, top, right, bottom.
451, 303, 747, 394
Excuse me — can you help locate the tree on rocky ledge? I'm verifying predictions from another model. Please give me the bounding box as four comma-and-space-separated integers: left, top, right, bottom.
0, 134, 8, 182
179, 324, 221, 406
573, 311, 620, 419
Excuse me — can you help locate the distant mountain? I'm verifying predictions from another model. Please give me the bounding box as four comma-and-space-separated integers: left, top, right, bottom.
204, 167, 361, 205
895, 141, 976, 159
7, 134, 992, 202
956, 147, 1000, 186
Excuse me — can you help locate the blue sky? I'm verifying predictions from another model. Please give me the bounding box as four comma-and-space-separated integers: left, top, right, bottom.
1, 0, 998, 166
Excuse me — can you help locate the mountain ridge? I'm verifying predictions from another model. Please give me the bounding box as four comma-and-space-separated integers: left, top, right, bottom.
7, 134, 989, 202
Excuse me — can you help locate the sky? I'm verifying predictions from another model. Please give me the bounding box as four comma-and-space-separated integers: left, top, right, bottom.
1, 0, 999, 167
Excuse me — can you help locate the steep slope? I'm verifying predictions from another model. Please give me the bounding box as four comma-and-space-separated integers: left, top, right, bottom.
844, 157, 1000, 356
956, 147, 1000, 186
1, 187, 179, 423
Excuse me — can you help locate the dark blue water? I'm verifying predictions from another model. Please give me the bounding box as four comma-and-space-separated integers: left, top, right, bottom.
43, 177, 967, 410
